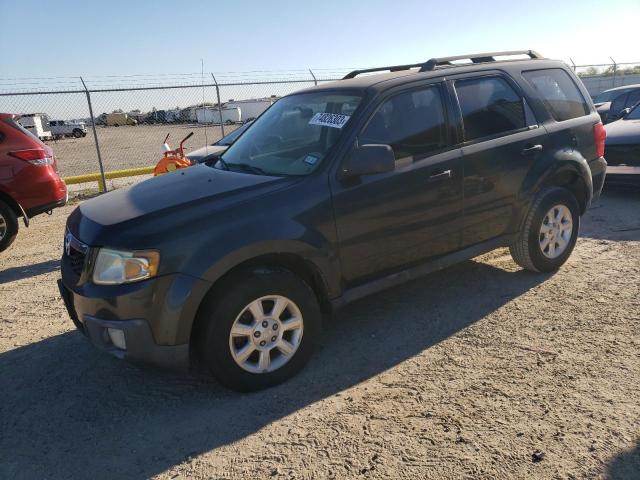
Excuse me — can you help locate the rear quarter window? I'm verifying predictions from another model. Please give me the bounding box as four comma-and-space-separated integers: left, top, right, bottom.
522, 69, 590, 121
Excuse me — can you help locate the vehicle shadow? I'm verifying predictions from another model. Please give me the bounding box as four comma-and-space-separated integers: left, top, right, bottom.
605, 441, 640, 479
0, 259, 59, 284
0, 259, 549, 479
581, 187, 640, 241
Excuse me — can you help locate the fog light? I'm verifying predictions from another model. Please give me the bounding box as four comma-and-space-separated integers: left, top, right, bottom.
107, 328, 126, 350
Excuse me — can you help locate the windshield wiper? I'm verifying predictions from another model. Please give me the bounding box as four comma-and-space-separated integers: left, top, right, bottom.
226, 162, 268, 175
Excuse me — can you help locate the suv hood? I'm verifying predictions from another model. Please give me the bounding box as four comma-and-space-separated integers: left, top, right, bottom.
70, 164, 291, 245
605, 119, 640, 145
186, 144, 227, 163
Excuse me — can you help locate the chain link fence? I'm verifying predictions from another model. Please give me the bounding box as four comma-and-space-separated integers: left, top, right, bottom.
571, 61, 640, 97
0, 62, 637, 190
0, 71, 346, 189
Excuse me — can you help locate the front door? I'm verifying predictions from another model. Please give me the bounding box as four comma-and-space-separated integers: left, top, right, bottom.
330, 83, 464, 287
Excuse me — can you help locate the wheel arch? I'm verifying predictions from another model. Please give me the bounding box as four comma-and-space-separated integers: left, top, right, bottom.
518, 150, 593, 233
188, 250, 334, 363
0, 189, 23, 217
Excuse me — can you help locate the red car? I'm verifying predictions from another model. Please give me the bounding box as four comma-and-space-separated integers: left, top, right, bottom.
0, 113, 67, 252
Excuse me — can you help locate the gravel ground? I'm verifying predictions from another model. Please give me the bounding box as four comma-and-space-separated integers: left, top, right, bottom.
0, 187, 639, 479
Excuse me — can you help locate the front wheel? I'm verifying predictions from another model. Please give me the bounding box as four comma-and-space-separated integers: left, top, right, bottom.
195, 267, 321, 391
510, 187, 580, 272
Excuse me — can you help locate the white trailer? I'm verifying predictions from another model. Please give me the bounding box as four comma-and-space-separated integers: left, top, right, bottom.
196, 107, 241, 124
225, 99, 274, 122
18, 114, 52, 140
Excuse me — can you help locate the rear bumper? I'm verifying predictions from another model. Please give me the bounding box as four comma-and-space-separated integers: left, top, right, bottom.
25, 193, 67, 217
605, 165, 640, 187
590, 156, 607, 204
14, 167, 67, 216
57, 275, 203, 370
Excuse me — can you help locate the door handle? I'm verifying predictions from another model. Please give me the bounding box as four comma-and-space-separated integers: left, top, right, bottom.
428, 169, 452, 182
521, 144, 543, 155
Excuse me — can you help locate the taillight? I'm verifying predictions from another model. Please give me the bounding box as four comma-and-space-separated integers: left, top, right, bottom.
593, 122, 606, 158
8, 148, 54, 165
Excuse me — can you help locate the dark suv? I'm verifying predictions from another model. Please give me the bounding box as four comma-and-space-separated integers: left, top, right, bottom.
59, 51, 607, 391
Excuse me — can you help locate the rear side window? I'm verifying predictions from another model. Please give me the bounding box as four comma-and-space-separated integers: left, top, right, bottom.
624, 90, 640, 109
522, 69, 590, 121
454, 77, 526, 141
610, 93, 629, 115
360, 85, 447, 161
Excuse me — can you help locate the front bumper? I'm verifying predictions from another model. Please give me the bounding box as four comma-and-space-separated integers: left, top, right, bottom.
58, 271, 211, 369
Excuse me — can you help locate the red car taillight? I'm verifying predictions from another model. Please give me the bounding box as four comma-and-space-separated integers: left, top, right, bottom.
593, 122, 606, 158
8, 148, 54, 165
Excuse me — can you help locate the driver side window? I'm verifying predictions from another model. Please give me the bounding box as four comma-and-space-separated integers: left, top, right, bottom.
360, 85, 447, 162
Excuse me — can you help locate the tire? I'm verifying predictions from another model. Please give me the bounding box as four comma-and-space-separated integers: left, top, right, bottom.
510, 187, 580, 272
195, 267, 321, 392
0, 200, 19, 253
72, 129, 83, 138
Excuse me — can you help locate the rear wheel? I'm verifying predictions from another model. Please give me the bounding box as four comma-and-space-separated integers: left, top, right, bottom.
72, 129, 83, 138
195, 267, 321, 392
0, 200, 18, 253
510, 187, 580, 272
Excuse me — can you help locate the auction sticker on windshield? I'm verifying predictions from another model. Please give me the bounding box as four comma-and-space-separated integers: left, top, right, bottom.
309, 113, 350, 129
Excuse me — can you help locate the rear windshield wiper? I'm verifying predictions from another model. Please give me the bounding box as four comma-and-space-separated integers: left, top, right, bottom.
227, 162, 269, 175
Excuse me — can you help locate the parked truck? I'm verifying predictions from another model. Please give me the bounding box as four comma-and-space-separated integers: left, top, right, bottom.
49, 120, 87, 138
225, 99, 274, 122
196, 106, 241, 125
105, 112, 137, 126
18, 114, 52, 140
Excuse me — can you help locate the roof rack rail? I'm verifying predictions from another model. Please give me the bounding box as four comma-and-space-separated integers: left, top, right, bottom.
342, 50, 544, 80
419, 50, 543, 71
342, 63, 425, 80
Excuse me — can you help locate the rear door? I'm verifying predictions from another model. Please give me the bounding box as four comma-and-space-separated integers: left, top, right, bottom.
330, 82, 464, 286
450, 73, 549, 246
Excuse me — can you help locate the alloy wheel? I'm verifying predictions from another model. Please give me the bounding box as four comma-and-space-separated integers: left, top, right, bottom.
229, 295, 304, 374
0, 213, 6, 241
539, 204, 573, 259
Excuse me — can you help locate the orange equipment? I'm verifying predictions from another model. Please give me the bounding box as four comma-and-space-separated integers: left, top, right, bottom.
154, 132, 194, 176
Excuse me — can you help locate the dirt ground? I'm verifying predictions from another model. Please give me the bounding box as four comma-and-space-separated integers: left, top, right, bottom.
0, 187, 639, 479
45, 123, 237, 178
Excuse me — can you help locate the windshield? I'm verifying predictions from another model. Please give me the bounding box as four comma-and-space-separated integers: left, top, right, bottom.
218, 92, 362, 176
216, 121, 251, 146
594, 88, 633, 103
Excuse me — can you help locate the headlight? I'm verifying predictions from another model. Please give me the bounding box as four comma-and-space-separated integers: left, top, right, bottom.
92, 248, 160, 285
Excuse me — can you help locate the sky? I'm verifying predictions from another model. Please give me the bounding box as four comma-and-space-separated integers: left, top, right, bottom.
1, 0, 639, 119
1, 0, 639, 79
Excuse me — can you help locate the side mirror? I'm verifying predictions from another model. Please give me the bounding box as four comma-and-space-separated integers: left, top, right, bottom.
341, 144, 395, 178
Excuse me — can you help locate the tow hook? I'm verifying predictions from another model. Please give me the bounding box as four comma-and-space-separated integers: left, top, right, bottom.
46, 210, 53, 215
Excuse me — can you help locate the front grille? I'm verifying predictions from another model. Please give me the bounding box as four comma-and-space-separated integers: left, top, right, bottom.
68, 246, 86, 275
64, 229, 89, 276
606, 144, 640, 167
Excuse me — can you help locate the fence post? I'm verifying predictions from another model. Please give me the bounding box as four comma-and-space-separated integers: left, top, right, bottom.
610, 57, 617, 89
79, 77, 107, 192
211, 74, 225, 137
309, 69, 318, 86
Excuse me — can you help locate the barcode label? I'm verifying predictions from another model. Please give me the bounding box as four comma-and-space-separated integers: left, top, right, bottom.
309, 113, 350, 129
